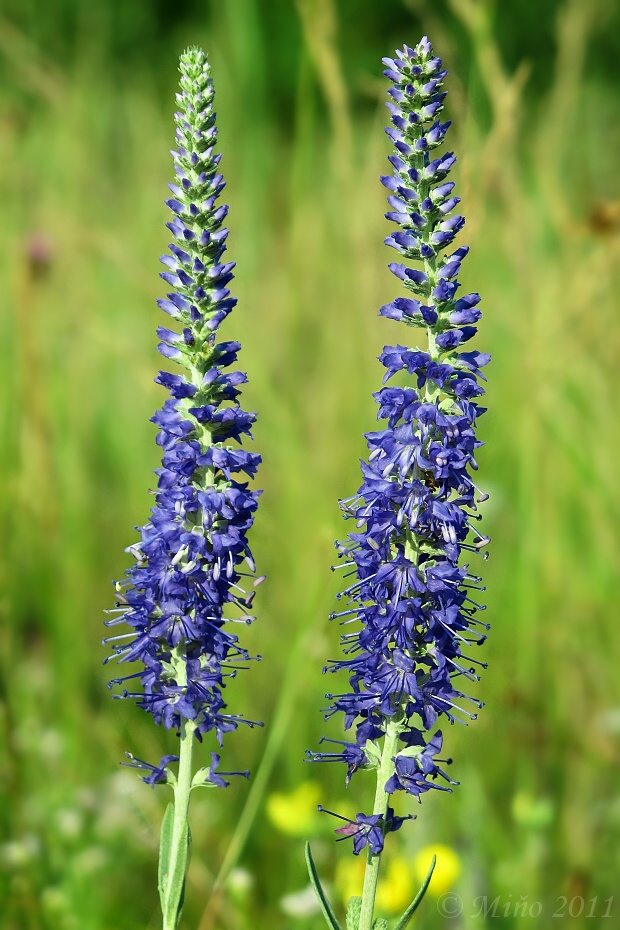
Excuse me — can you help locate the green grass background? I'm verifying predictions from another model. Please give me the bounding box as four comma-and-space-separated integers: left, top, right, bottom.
1, 0, 619, 927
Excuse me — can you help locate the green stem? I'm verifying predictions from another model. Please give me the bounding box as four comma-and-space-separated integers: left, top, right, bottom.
358, 720, 401, 930
162, 717, 195, 930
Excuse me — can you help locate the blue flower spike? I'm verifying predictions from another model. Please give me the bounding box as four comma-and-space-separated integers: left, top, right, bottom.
104, 48, 262, 930
308, 37, 489, 930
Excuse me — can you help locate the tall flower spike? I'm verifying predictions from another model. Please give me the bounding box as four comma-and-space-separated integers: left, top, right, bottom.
104, 48, 262, 930
307, 37, 490, 930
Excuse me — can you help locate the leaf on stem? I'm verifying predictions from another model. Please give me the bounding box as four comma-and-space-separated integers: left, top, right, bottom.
346, 896, 362, 930
392, 855, 436, 930
158, 804, 191, 929
305, 841, 343, 930
158, 803, 174, 911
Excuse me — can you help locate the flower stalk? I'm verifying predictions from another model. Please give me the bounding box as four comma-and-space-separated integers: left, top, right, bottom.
358, 720, 401, 930
309, 35, 490, 930
105, 47, 261, 929
160, 719, 195, 930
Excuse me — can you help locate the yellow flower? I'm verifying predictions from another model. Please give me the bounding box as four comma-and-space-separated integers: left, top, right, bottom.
335, 856, 365, 905
336, 844, 461, 912
413, 844, 461, 898
376, 857, 412, 913
266, 782, 321, 836
336, 856, 418, 914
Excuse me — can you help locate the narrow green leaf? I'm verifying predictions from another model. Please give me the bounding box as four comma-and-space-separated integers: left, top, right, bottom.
177, 823, 192, 921
158, 803, 174, 910
305, 841, 343, 930
162, 821, 190, 929
392, 855, 436, 930
346, 896, 362, 930
178, 824, 192, 915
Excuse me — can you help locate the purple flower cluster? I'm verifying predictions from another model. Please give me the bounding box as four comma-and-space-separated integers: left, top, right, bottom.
312, 37, 490, 848
104, 49, 261, 763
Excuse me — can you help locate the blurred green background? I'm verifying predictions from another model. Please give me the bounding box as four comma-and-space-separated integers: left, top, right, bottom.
1, 0, 619, 927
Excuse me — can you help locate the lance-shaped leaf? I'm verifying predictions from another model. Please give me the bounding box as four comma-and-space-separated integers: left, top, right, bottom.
305, 841, 342, 930
161, 818, 191, 929
392, 855, 436, 930
346, 896, 362, 930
